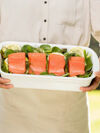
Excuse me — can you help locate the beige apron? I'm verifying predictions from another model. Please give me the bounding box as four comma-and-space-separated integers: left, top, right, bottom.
0, 89, 90, 133
0, 0, 100, 133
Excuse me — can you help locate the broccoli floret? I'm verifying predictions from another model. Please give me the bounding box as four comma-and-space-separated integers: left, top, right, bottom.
2, 49, 15, 59
21, 45, 36, 54
52, 46, 62, 53
40, 44, 52, 53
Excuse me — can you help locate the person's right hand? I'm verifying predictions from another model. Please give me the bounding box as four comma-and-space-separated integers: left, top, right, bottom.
0, 77, 14, 89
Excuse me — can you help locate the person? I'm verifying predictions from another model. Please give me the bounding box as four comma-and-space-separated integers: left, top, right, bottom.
0, 0, 100, 133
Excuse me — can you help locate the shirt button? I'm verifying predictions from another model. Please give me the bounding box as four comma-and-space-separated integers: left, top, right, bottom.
44, 1, 47, 4
44, 19, 47, 22
43, 37, 46, 41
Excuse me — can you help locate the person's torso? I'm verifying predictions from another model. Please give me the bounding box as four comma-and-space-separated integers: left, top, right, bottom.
0, 0, 90, 46
0, 1, 90, 133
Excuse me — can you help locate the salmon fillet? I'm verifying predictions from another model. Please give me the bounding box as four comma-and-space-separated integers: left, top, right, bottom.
70, 57, 85, 62
69, 57, 85, 77
28, 53, 46, 75
8, 53, 26, 74
48, 54, 65, 76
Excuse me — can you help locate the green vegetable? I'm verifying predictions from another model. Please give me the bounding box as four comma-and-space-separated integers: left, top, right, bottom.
64, 52, 76, 72
84, 50, 93, 72
84, 49, 87, 59
21, 45, 36, 54
40, 72, 48, 75
85, 56, 93, 72
25, 57, 29, 74
46, 55, 49, 72
64, 52, 76, 57
77, 71, 93, 78
1, 60, 9, 73
1, 44, 21, 58
75, 50, 93, 78
52, 46, 62, 53
40, 72, 56, 76
61, 48, 67, 54
49, 73, 56, 76
2, 49, 15, 58
33, 48, 39, 53
63, 73, 70, 77
40, 44, 52, 53
37, 47, 44, 53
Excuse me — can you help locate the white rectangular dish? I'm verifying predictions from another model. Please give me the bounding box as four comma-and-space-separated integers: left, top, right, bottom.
0, 41, 99, 92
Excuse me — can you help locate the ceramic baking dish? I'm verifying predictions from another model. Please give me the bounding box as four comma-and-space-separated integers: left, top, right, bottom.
0, 41, 99, 92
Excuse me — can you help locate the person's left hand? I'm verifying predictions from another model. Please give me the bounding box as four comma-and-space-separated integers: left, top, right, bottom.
80, 58, 100, 92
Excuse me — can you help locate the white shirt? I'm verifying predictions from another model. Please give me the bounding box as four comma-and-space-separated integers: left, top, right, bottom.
0, 0, 100, 45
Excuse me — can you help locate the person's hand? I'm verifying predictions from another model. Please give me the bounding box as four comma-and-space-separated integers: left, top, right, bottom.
0, 77, 14, 89
80, 58, 100, 92
80, 73, 100, 92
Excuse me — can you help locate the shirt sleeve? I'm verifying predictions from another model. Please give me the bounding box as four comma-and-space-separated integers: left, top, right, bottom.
90, 0, 100, 43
